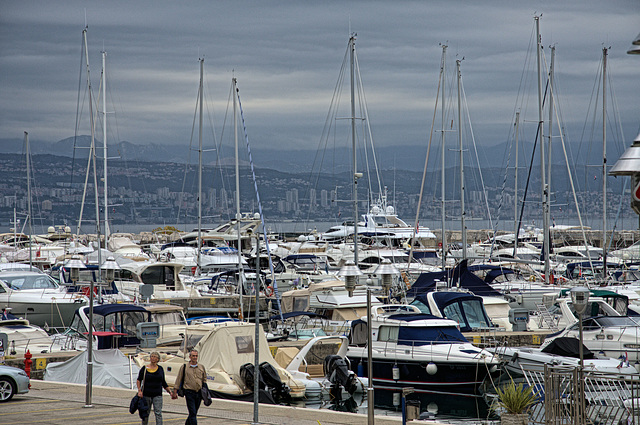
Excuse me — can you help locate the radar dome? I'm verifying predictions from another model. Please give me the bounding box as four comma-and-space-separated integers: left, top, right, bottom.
386, 206, 395, 215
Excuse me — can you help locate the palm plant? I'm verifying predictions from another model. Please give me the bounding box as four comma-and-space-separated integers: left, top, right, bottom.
494, 380, 539, 415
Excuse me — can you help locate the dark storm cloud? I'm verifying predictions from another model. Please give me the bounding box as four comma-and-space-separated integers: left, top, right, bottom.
1, 0, 638, 153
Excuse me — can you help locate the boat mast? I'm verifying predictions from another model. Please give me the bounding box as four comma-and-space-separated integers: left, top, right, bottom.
197, 58, 204, 276
25, 131, 32, 268
457, 59, 466, 260
535, 16, 550, 283
233, 77, 244, 320
102, 51, 110, 245
440, 45, 447, 270
349, 34, 359, 268
513, 112, 520, 257
602, 47, 608, 277
547, 46, 554, 255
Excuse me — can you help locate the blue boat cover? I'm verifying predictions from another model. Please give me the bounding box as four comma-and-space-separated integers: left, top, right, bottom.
467, 264, 516, 284
408, 260, 503, 298
90, 304, 147, 316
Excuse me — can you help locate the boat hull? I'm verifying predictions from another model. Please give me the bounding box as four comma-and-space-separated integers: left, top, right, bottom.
348, 355, 494, 394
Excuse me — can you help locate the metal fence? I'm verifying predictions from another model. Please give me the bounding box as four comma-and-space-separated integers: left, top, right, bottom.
520, 364, 640, 425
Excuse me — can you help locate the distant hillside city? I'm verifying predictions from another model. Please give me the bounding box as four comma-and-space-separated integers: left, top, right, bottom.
0, 147, 631, 231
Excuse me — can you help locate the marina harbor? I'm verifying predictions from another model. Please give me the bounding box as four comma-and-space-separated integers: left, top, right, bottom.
2, 5, 640, 425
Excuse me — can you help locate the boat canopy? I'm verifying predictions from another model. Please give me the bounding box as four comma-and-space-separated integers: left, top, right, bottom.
466, 264, 516, 284
408, 260, 503, 298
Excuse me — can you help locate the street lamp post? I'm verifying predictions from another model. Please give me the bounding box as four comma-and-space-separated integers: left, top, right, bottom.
570, 287, 590, 425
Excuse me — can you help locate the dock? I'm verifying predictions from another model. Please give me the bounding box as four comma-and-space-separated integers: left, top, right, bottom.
3, 380, 419, 425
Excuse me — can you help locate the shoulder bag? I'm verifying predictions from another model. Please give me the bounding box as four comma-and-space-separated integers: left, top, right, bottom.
177, 364, 186, 397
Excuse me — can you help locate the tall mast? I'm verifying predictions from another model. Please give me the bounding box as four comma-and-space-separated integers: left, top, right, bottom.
457, 59, 466, 260
25, 131, 32, 267
547, 46, 554, 251
440, 45, 447, 269
233, 77, 244, 320
535, 16, 550, 283
602, 47, 608, 277
349, 34, 359, 267
102, 51, 110, 244
197, 58, 204, 275
513, 112, 520, 256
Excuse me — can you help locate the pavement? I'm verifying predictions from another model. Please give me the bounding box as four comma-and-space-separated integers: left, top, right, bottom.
0, 380, 411, 425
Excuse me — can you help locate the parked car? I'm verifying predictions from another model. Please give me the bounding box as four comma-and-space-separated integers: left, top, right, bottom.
0, 365, 30, 401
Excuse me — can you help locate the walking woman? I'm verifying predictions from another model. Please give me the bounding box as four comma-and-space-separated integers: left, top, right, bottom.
137, 351, 172, 425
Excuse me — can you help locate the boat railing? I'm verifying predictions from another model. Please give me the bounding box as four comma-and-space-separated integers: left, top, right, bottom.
519, 363, 640, 425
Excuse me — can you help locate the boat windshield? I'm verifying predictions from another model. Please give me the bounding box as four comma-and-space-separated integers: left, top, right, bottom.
394, 326, 467, 345
1, 274, 58, 290
594, 316, 640, 327
442, 299, 492, 330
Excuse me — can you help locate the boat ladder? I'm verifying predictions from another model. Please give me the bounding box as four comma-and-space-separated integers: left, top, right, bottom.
535, 303, 559, 331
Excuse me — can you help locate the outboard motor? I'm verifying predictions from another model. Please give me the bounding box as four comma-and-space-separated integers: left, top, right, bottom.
240, 363, 265, 392
324, 354, 358, 400
259, 361, 291, 404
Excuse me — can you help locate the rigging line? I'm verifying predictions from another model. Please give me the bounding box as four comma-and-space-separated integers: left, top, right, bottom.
71, 29, 87, 190
235, 83, 284, 321
491, 116, 515, 256
306, 45, 349, 225
406, 51, 442, 271
213, 82, 235, 223
514, 72, 549, 259
354, 51, 384, 198
460, 76, 493, 231
551, 80, 592, 264
175, 75, 201, 227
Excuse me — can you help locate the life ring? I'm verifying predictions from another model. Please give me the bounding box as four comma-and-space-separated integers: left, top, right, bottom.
265, 285, 274, 297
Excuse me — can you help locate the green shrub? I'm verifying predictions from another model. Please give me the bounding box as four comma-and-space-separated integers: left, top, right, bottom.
494, 380, 539, 415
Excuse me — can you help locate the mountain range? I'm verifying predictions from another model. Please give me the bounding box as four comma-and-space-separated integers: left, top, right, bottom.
0, 135, 623, 174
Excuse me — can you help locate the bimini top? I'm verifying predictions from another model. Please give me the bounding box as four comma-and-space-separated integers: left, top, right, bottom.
84, 304, 147, 317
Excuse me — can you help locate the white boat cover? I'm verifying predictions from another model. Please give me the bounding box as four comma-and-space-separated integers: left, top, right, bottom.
195, 322, 280, 378
44, 349, 136, 389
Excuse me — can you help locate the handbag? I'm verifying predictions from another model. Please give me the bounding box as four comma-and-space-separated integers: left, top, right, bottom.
177, 364, 186, 397
201, 382, 212, 406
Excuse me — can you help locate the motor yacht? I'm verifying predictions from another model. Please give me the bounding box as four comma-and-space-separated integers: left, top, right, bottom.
347, 304, 499, 395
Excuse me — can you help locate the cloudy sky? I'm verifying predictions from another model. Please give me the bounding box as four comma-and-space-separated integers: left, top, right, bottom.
1, 0, 639, 156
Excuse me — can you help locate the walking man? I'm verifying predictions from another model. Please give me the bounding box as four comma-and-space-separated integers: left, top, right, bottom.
172, 349, 207, 425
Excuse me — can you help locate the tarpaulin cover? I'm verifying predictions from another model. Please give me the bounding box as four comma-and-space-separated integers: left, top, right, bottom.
44, 349, 136, 388
541, 337, 595, 359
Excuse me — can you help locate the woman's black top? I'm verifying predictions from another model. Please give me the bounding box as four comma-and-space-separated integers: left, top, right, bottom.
137, 366, 168, 397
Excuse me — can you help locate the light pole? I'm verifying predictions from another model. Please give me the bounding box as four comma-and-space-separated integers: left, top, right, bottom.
65, 256, 92, 407
570, 286, 590, 425
101, 256, 120, 301
337, 261, 370, 422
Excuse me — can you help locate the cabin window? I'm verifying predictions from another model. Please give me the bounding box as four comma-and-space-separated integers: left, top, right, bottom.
378, 325, 399, 342
410, 299, 432, 315
2, 275, 58, 290
69, 313, 87, 334
459, 300, 490, 329
442, 303, 465, 327
235, 335, 254, 354
121, 311, 146, 336
152, 311, 185, 326
140, 266, 176, 290
293, 297, 309, 312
